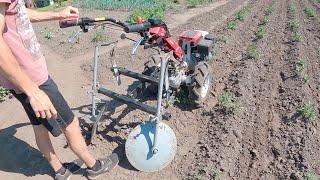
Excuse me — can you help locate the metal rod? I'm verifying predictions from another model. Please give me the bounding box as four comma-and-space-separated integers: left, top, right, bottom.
91, 45, 99, 120
152, 54, 167, 154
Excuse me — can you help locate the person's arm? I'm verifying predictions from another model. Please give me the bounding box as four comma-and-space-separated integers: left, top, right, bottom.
0, 3, 57, 119
26, 6, 79, 23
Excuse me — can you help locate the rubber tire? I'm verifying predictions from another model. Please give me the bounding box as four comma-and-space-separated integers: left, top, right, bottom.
189, 61, 212, 106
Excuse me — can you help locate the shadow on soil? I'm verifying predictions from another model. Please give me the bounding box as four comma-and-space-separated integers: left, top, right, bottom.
0, 123, 53, 177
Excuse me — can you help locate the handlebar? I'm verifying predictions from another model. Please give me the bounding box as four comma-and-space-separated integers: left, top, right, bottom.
59, 16, 165, 35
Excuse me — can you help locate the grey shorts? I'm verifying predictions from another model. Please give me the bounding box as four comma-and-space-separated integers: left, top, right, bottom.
11, 77, 74, 137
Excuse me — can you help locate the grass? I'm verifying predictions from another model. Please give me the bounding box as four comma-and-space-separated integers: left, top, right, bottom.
304, 7, 316, 17
186, 0, 212, 7
227, 21, 237, 30
299, 102, 319, 122
245, 45, 260, 60
265, 4, 273, 15
304, 171, 318, 180
288, 4, 296, 14
256, 25, 266, 39
296, 60, 310, 83
291, 31, 303, 42
77, 0, 156, 10
260, 16, 269, 26
289, 19, 300, 31
218, 92, 242, 114
0, 86, 10, 101
127, 5, 166, 23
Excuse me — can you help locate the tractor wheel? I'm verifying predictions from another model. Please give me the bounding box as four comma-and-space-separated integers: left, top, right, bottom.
189, 62, 212, 106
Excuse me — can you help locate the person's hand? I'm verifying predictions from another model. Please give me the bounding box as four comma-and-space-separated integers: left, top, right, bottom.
59, 6, 79, 19
27, 88, 57, 120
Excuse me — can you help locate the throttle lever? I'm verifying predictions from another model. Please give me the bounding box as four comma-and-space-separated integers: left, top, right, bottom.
131, 37, 144, 61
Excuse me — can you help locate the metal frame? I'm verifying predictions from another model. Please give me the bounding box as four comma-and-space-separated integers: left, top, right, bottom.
89, 42, 172, 143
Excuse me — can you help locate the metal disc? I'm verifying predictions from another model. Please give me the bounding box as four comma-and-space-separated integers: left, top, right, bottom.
125, 121, 177, 172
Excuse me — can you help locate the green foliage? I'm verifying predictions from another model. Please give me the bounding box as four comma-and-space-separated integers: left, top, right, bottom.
304, 171, 318, 180
256, 25, 266, 39
77, 0, 156, 10
299, 102, 319, 122
246, 45, 260, 60
0, 86, 10, 101
296, 59, 310, 83
35, 0, 51, 8
218, 92, 242, 114
127, 4, 166, 23
92, 28, 105, 43
304, 8, 316, 17
292, 31, 303, 42
289, 19, 300, 31
227, 21, 237, 30
45, 31, 54, 40
235, 4, 252, 21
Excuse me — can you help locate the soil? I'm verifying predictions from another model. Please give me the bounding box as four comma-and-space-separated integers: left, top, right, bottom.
0, 0, 320, 179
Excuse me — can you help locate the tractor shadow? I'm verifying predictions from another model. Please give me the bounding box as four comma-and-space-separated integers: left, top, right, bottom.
0, 123, 53, 177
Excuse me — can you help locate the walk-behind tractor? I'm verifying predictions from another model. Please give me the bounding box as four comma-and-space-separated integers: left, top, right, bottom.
59, 16, 215, 172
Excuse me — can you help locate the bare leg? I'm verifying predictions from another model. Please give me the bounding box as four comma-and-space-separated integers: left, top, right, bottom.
32, 125, 63, 172
63, 117, 96, 168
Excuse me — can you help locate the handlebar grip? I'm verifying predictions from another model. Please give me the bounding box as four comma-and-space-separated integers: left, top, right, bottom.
124, 22, 151, 33
59, 18, 80, 28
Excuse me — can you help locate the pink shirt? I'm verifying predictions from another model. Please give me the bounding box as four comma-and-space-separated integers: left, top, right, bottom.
0, 0, 48, 92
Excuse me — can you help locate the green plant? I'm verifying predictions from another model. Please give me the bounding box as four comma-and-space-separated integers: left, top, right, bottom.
304, 8, 316, 17
92, 29, 106, 42
227, 21, 237, 30
78, 0, 156, 10
246, 45, 260, 60
256, 25, 266, 39
236, 10, 246, 21
299, 102, 319, 121
45, 31, 54, 40
186, 0, 211, 7
296, 60, 310, 82
292, 31, 303, 42
304, 171, 318, 180
127, 4, 166, 23
0, 86, 10, 101
218, 92, 242, 114
289, 19, 300, 31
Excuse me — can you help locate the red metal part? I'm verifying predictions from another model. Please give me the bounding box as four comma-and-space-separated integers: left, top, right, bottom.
178, 30, 203, 44
149, 27, 167, 37
164, 37, 183, 59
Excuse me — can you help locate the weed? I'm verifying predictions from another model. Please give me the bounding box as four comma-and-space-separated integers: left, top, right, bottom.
304, 171, 318, 180
256, 25, 266, 39
227, 21, 237, 30
218, 92, 242, 114
292, 31, 303, 42
304, 8, 316, 17
299, 102, 319, 121
296, 59, 310, 82
45, 31, 54, 40
289, 19, 300, 31
186, 0, 211, 7
92, 29, 106, 43
0, 86, 10, 101
246, 45, 260, 60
